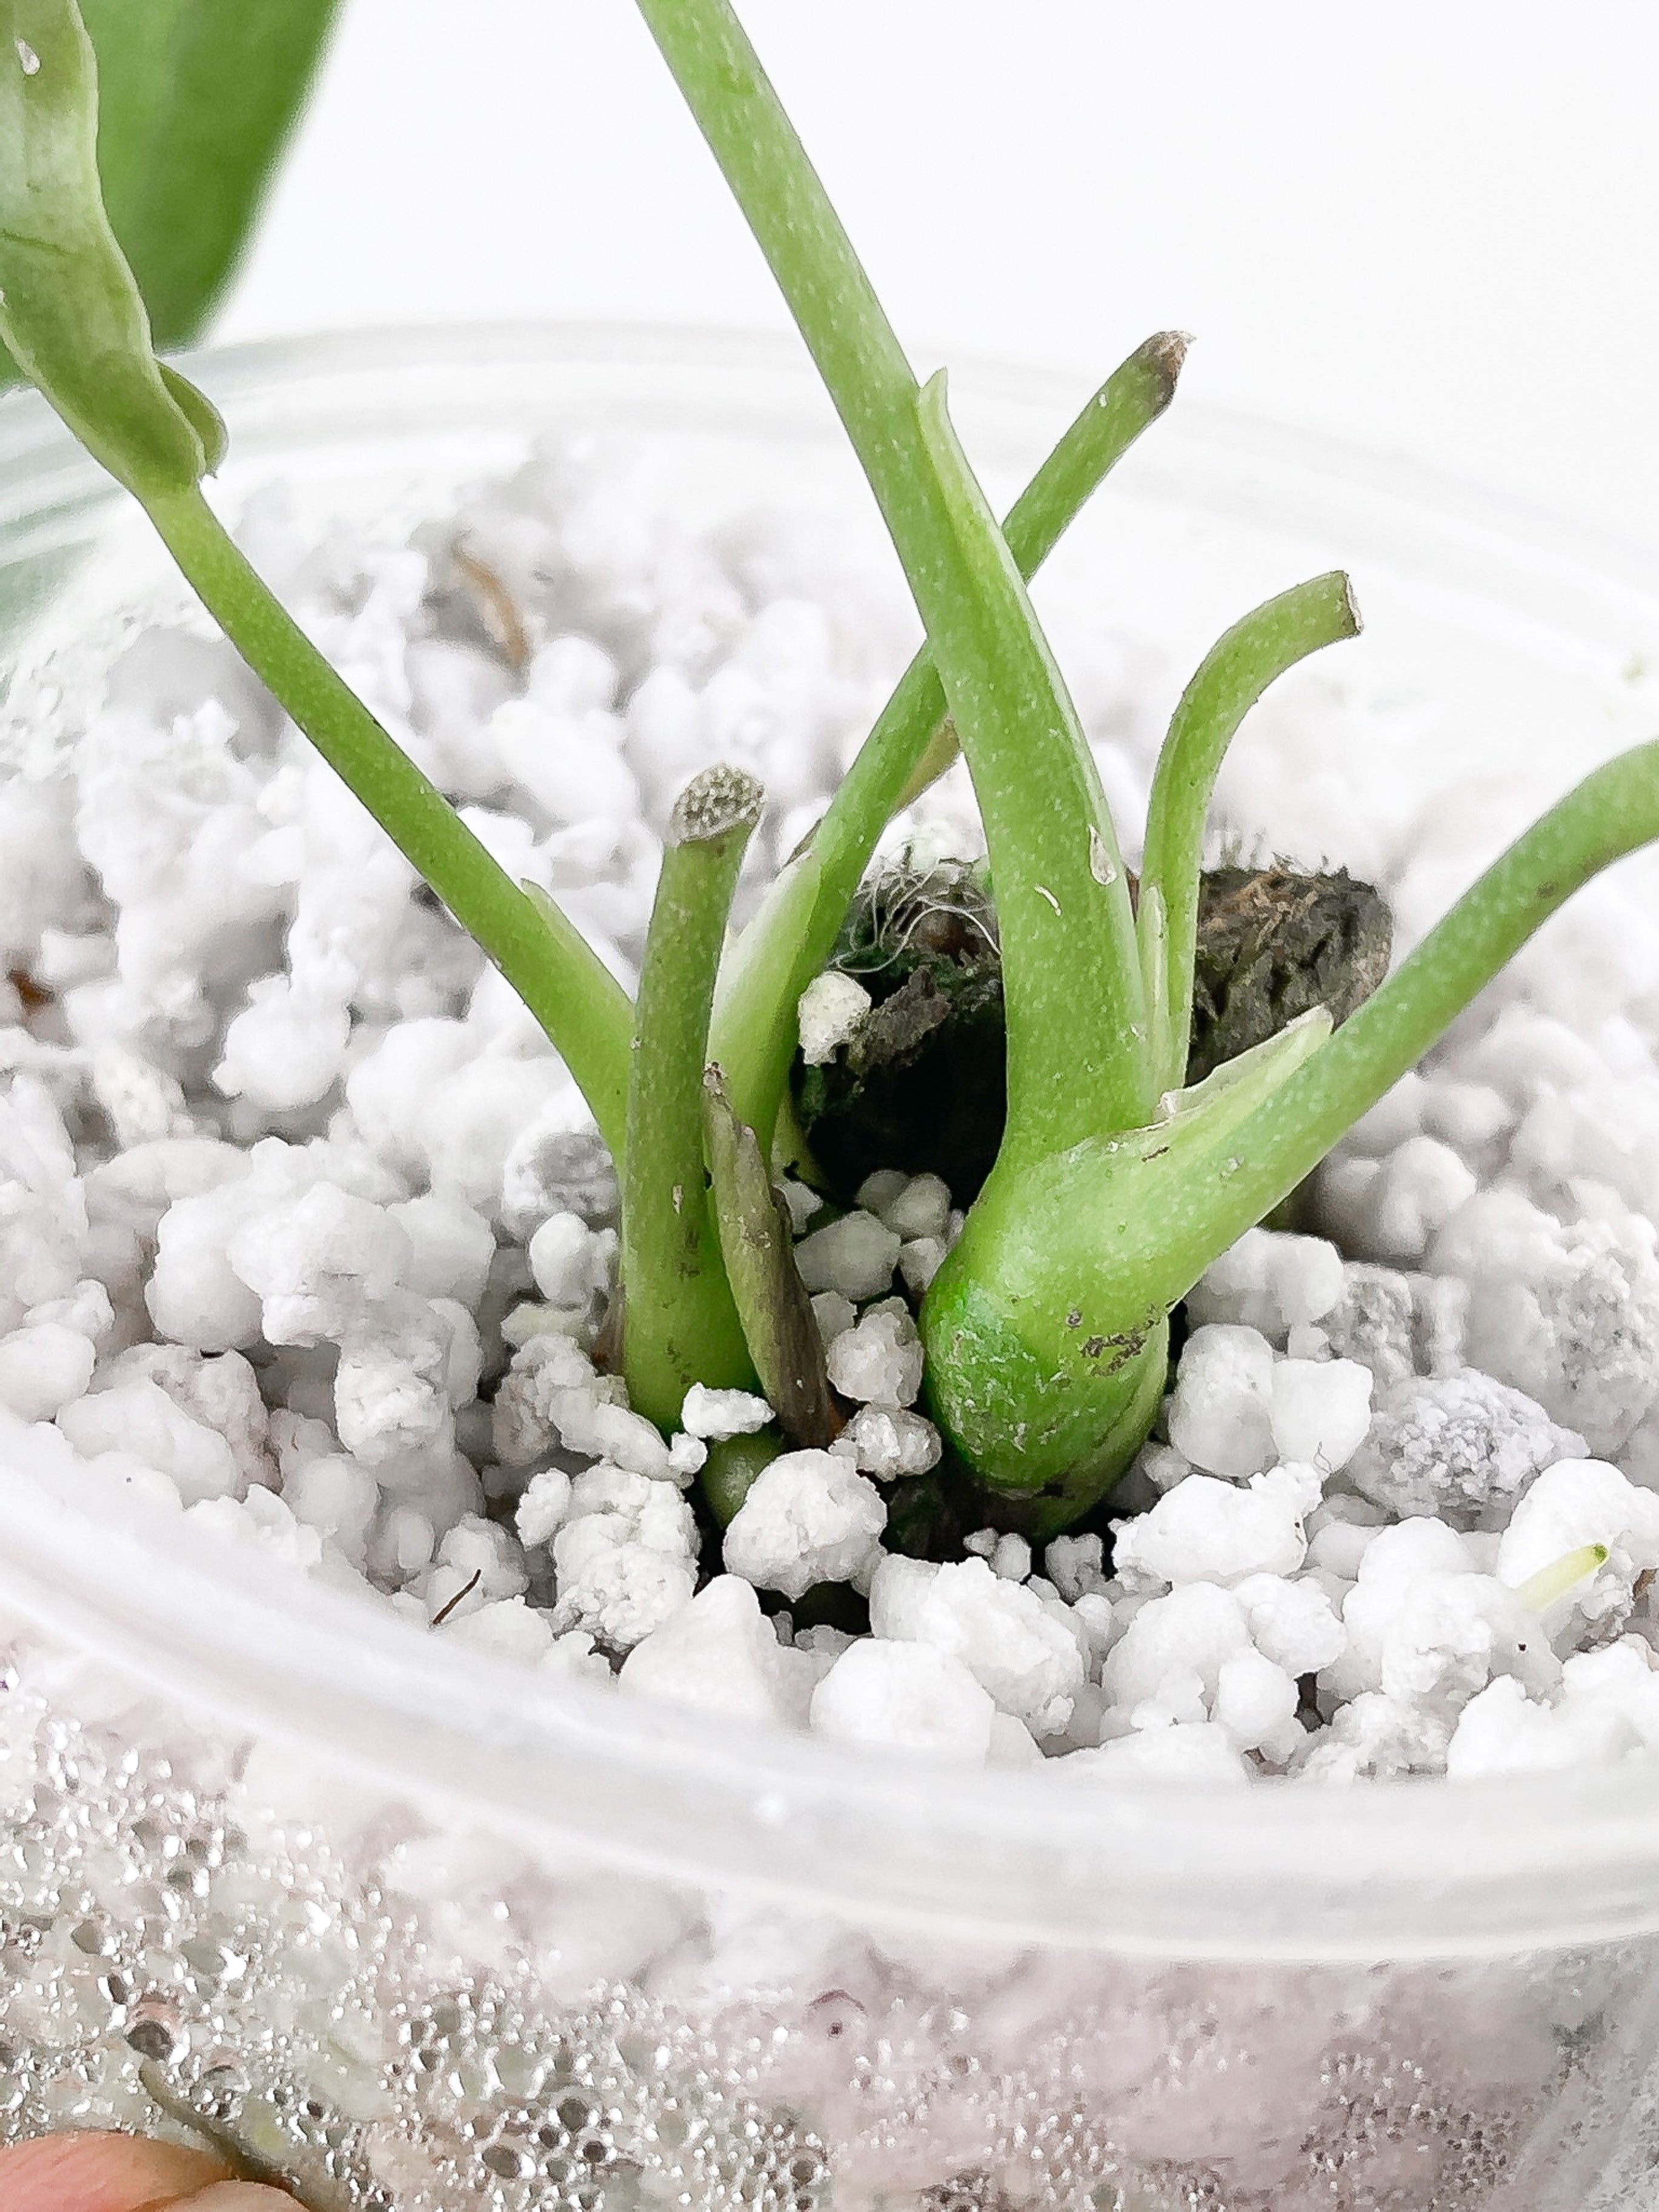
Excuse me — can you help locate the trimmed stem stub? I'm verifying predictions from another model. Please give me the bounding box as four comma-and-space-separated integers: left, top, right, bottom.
620, 763, 763, 1431
670, 762, 765, 846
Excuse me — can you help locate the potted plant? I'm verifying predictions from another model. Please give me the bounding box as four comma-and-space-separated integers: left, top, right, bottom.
4, 3, 1659, 2208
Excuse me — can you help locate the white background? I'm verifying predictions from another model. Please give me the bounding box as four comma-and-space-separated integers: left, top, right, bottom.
220, 2, 1659, 553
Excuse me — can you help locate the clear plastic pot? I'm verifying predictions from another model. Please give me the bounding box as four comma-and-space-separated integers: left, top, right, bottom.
2, 327, 1659, 2210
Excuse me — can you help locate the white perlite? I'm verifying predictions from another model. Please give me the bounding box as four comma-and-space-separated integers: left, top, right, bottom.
797, 970, 871, 1064
680, 1382, 774, 1440
824, 1303, 925, 1407
9, 440, 1659, 1785
810, 1638, 996, 1759
722, 1450, 887, 1602
868, 1555, 1085, 1737
620, 1576, 823, 1729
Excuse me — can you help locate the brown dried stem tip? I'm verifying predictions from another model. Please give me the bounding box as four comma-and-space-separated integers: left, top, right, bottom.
669, 763, 766, 846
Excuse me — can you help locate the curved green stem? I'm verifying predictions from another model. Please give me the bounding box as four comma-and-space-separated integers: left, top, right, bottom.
147, 488, 634, 1157
914, 372, 1153, 1149
1140, 570, 1361, 1094
0, 0, 635, 1149
708, 844, 824, 1140
1173, 738, 1659, 1255
711, 332, 1187, 1150
1136, 882, 1171, 1104
620, 766, 762, 1430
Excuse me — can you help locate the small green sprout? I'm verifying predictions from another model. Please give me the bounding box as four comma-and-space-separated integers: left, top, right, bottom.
8, 0, 1659, 1546
1514, 1543, 1610, 1616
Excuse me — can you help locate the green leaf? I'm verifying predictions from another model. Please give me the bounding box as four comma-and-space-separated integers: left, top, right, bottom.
0, 0, 213, 494
76, 0, 339, 348
913, 370, 1154, 1151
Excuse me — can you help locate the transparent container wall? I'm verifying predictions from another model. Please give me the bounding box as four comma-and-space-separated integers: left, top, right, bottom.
5, 328, 1659, 2211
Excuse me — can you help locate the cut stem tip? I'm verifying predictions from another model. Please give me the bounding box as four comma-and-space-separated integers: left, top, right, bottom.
670, 763, 766, 845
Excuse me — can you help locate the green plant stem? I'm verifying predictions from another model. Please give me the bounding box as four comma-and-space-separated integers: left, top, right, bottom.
923, 740, 1659, 1509
1139, 570, 1361, 1093
620, 767, 763, 1430
712, 333, 1186, 1151
1137, 881, 1171, 1089
146, 486, 633, 1154
916, 371, 1154, 1149
708, 843, 824, 1138
633, 0, 1152, 1141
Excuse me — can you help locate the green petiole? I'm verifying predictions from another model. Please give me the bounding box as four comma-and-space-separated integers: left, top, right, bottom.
147, 490, 634, 1161
0, 0, 218, 497
911, 370, 1152, 1149
1175, 739, 1659, 1257
1139, 571, 1363, 1094
0, 1, 636, 1163
619, 766, 763, 1430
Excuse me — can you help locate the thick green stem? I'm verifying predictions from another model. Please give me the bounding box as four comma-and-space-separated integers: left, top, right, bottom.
146, 488, 634, 1157
711, 333, 1187, 1150
1140, 570, 1361, 1093
620, 766, 762, 1430
924, 740, 1659, 1509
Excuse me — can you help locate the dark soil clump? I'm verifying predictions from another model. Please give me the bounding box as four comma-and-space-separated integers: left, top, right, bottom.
1187, 865, 1392, 1084
793, 860, 1392, 1204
